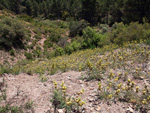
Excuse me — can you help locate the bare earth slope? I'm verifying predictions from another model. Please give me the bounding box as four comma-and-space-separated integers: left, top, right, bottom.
0, 72, 132, 113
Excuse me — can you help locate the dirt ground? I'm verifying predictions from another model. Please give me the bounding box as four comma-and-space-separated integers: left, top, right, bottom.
0, 71, 148, 113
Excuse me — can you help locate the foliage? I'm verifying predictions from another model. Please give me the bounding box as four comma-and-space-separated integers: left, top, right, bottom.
25, 101, 33, 109
0, 65, 11, 75
69, 20, 89, 37
51, 81, 85, 113
55, 47, 64, 56
109, 22, 150, 46
0, 17, 25, 50
82, 26, 106, 49
49, 33, 62, 43
25, 52, 33, 60
1, 0, 150, 24
10, 49, 15, 56
65, 41, 81, 54
0, 105, 22, 113
40, 75, 47, 82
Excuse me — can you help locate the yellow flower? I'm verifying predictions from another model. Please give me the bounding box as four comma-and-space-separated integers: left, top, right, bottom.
53, 80, 57, 88
118, 73, 122, 76
128, 79, 131, 83
109, 83, 112, 87
122, 87, 125, 90
142, 99, 147, 104
62, 86, 67, 90
131, 81, 135, 87
143, 90, 146, 95
67, 101, 72, 105
147, 96, 150, 101
76, 97, 81, 103
108, 94, 112, 98
116, 89, 120, 95
115, 77, 119, 81
98, 82, 102, 90
61, 81, 64, 87
117, 83, 122, 89
81, 89, 84, 94
107, 86, 110, 90
136, 86, 139, 93
125, 72, 128, 76
79, 101, 86, 106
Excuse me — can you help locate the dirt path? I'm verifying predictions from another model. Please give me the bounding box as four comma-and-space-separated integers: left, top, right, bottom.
0, 72, 131, 113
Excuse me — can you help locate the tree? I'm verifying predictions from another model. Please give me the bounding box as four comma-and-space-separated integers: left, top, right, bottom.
0, 0, 9, 9
25, 0, 33, 16
8, 0, 23, 14
33, 0, 39, 17
123, 0, 150, 23
81, 0, 99, 25
0, 17, 25, 50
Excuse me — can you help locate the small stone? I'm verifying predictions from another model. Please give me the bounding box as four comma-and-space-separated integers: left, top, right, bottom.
95, 106, 101, 111
126, 107, 134, 113
89, 87, 94, 90
58, 109, 65, 113
88, 97, 94, 102
25, 110, 33, 113
81, 84, 84, 87
68, 76, 71, 80
89, 104, 92, 107
0, 78, 4, 88
89, 94, 95, 97
44, 83, 47, 86
79, 80, 83, 84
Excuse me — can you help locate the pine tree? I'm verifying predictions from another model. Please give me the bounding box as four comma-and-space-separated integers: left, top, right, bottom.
33, 0, 39, 17
25, 0, 33, 16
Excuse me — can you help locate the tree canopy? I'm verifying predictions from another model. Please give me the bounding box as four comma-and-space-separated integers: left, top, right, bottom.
0, 0, 150, 25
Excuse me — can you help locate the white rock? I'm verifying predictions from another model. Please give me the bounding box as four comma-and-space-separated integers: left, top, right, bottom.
57, 109, 65, 113
126, 107, 134, 113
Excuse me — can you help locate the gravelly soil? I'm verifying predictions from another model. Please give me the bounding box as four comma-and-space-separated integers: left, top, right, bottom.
0, 71, 147, 113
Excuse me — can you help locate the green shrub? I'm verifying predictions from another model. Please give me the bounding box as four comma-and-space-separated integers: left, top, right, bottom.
49, 33, 62, 43
0, 17, 25, 50
18, 14, 33, 22
57, 37, 68, 48
55, 47, 64, 56
69, 20, 89, 37
0, 65, 11, 75
44, 40, 53, 48
109, 22, 150, 46
25, 101, 33, 109
0, 105, 22, 113
65, 45, 74, 55
10, 49, 15, 56
109, 22, 127, 45
65, 41, 81, 54
98, 24, 110, 34
25, 52, 33, 59
32, 46, 41, 58
146, 40, 150, 45
82, 26, 103, 49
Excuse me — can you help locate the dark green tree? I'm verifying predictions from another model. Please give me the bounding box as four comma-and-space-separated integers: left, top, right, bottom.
81, 0, 99, 25
123, 0, 150, 23
33, 0, 39, 17
25, 0, 33, 16
0, 0, 9, 9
